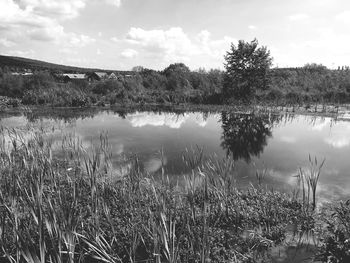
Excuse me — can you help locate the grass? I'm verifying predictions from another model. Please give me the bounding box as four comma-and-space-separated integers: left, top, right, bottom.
0, 128, 347, 262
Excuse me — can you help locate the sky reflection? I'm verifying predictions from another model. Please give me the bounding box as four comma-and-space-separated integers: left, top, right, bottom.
1, 110, 350, 201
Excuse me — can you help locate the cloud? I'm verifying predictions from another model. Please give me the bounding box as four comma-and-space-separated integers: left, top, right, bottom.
126, 27, 198, 61
121, 48, 138, 58
288, 13, 309, 21
12, 0, 87, 20
104, 0, 121, 7
0, 0, 95, 48
122, 27, 236, 68
248, 25, 257, 30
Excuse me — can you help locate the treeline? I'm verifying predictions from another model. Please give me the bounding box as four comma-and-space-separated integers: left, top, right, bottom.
268, 64, 350, 104
1, 62, 350, 107
0, 63, 224, 107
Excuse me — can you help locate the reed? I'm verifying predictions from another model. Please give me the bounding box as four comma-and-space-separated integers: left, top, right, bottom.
0, 129, 338, 263
294, 155, 325, 211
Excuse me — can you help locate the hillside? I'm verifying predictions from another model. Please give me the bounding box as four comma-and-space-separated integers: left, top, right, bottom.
0, 55, 128, 73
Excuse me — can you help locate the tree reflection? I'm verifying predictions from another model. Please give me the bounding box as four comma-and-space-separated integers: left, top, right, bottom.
221, 112, 278, 162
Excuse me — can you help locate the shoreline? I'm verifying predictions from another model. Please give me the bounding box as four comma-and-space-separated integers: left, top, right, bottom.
1, 102, 350, 119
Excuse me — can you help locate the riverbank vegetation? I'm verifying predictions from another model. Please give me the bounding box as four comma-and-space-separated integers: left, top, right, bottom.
2, 39, 350, 108
0, 129, 349, 262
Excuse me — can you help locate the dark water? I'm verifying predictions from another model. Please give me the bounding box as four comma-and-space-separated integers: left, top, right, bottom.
1, 108, 350, 203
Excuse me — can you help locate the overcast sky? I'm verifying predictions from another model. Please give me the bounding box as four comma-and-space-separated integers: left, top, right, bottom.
1, 0, 350, 70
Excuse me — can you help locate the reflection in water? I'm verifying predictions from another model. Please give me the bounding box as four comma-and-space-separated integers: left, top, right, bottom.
2, 108, 350, 202
221, 112, 277, 162
127, 112, 190, 128
126, 111, 209, 128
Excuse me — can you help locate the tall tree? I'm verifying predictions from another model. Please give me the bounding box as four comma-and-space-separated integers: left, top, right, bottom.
224, 39, 272, 101
163, 63, 192, 91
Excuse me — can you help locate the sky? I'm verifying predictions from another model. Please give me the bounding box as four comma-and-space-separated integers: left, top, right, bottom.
1, 0, 350, 70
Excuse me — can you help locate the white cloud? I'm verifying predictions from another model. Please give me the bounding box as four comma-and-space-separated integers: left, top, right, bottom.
105, 0, 121, 7
126, 27, 198, 61
288, 13, 309, 21
123, 27, 236, 68
0, 0, 95, 48
248, 25, 257, 30
121, 48, 138, 58
13, 0, 87, 20
197, 30, 211, 43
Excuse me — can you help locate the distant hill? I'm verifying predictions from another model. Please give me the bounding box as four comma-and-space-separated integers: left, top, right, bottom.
0, 55, 130, 74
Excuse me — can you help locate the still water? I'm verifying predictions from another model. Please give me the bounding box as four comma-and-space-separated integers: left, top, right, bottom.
1, 108, 350, 202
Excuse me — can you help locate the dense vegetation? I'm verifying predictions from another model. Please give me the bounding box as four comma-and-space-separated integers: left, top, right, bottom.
2, 40, 350, 107
0, 128, 349, 263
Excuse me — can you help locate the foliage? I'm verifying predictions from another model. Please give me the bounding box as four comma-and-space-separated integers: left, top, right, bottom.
220, 112, 277, 161
3, 51, 350, 106
0, 129, 329, 263
163, 63, 192, 91
224, 39, 273, 101
317, 201, 350, 263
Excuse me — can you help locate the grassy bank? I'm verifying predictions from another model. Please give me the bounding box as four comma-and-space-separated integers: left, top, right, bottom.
0, 129, 349, 262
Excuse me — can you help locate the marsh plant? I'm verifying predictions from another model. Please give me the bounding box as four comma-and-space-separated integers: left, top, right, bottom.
0, 129, 346, 263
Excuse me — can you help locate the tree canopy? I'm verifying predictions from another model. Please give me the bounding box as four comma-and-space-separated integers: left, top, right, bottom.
224, 39, 272, 101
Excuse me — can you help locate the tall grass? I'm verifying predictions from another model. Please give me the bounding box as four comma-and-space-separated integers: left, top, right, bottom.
294, 155, 325, 211
0, 129, 335, 263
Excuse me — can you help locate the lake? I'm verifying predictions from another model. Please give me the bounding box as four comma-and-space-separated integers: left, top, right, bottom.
1, 108, 350, 203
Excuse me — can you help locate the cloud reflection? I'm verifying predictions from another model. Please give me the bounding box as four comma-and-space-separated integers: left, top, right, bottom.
311, 117, 331, 131
127, 112, 189, 128
126, 112, 209, 129
325, 137, 350, 148
324, 121, 350, 148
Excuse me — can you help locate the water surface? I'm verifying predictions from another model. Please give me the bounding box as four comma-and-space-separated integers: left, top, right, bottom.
1, 108, 350, 202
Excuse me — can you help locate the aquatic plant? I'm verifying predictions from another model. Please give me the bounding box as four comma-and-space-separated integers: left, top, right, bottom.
0, 129, 343, 263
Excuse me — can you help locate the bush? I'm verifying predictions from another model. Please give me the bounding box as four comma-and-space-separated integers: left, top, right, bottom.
318, 201, 350, 263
